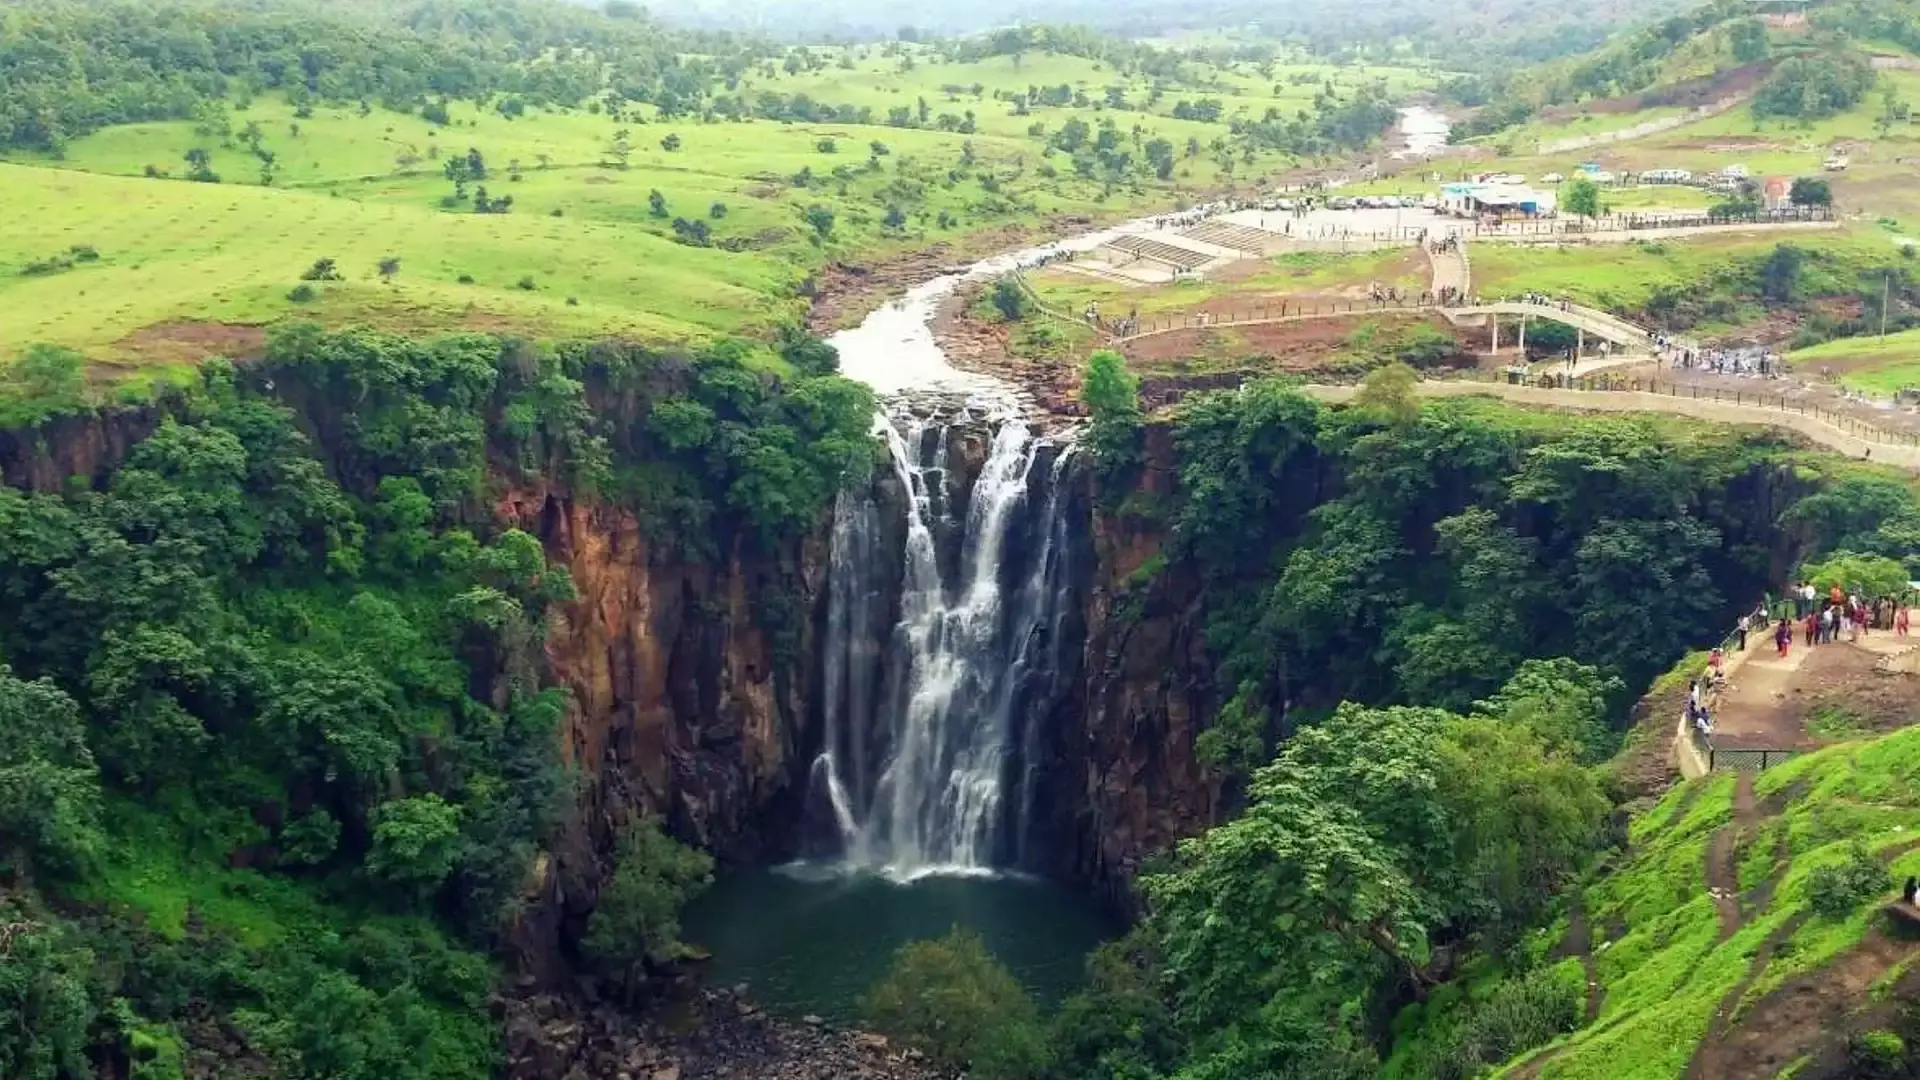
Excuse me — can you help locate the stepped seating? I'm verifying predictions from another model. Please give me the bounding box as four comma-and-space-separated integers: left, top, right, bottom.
1103, 234, 1216, 270
1179, 221, 1278, 254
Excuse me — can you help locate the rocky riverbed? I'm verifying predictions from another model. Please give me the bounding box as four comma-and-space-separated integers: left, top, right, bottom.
501, 983, 941, 1080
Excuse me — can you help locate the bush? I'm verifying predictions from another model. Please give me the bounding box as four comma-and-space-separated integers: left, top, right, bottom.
1081, 350, 1142, 474
582, 818, 713, 985
456, 274, 475, 284
516, 277, 536, 291
990, 276, 1030, 321
1850, 1029, 1908, 1078
1807, 842, 1888, 917
287, 283, 317, 302
1433, 965, 1583, 1080
565, 296, 578, 306
862, 928, 1047, 1079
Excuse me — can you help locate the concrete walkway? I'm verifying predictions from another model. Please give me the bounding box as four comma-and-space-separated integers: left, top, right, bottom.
1303, 381, 1920, 467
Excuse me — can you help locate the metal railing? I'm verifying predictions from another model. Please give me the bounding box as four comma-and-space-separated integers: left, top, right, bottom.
1458, 370, 1920, 448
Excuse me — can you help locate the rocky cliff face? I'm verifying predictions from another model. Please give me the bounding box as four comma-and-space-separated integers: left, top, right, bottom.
492, 483, 827, 978
1020, 423, 1220, 905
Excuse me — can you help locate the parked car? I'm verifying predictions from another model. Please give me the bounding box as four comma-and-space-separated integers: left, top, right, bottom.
1824, 156, 1850, 171
1275, 198, 1295, 211
1541, 172, 1566, 184
1328, 197, 1354, 209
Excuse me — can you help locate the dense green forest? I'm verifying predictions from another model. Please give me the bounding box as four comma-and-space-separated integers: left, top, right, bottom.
7, 334, 1920, 1076
0, 326, 870, 1079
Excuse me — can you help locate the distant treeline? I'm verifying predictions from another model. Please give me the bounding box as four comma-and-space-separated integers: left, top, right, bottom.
0, 0, 768, 151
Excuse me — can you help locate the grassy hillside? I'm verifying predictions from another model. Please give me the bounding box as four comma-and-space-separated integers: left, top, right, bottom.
0, 4, 1432, 389
1506, 727, 1920, 1078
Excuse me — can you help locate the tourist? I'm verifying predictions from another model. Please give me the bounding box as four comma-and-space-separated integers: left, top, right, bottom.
1804, 609, 1817, 647
1843, 604, 1856, 643
1900, 606, 1911, 637
1775, 618, 1793, 657
1820, 605, 1835, 644
1736, 611, 1750, 651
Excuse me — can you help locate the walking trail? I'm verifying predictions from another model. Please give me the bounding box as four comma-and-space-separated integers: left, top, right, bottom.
1305, 382, 1920, 470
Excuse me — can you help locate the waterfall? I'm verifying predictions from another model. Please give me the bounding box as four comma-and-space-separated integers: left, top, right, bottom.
812, 404, 1076, 879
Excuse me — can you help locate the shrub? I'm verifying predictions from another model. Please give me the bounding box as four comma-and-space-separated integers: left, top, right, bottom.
1850, 1030, 1908, 1078
861, 928, 1047, 1080
990, 276, 1030, 321
582, 818, 713, 984
456, 274, 475, 284
516, 277, 536, 291
566, 296, 579, 306
1807, 842, 1888, 917
1433, 965, 1583, 1080
300, 257, 341, 282
709, 201, 729, 219
286, 283, 317, 302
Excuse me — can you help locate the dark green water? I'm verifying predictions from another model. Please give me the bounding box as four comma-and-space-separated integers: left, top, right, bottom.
681, 865, 1118, 1020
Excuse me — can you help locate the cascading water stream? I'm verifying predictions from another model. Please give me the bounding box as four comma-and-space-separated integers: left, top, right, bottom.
812, 404, 1075, 879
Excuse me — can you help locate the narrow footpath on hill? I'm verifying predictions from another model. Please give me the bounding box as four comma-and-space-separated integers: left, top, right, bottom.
1667, 622, 1920, 1079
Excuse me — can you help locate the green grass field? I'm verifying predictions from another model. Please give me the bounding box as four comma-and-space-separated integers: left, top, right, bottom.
1789, 326, 1920, 393
3, 46, 1419, 377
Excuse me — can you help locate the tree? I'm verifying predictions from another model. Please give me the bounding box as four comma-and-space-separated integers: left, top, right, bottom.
377, 256, 401, 282
1354, 360, 1421, 426
6, 344, 87, 422
606, 128, 632, 169
660, 132, 682, 152
709, 201, 728, 219
883, 205, 908, 230
0, 917, 96, 1080
1800, 551, 1909, 599
647, 189, 668, 218
1563, 177, 1603, 219
815, 137, 837, 153
804, 204, 835, 240
1081, 350, 1143, 474
0, 668, 100, 878
1790, 177, 1833, 208
582, 818, 713, 990
1754, 53, 1875, 121
183, 147, 218, 183
990, 276, 1029, 321
1728, 17, 1771, 63
302, 257, 340, 281
421, 101, 450, 126
862, 928, 1048, 1079
365, 794, 463, 896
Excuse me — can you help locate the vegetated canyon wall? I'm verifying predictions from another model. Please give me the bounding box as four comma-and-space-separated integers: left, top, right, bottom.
0, 379, 1829, 975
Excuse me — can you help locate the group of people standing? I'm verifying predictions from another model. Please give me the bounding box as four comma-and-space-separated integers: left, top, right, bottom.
1753, 582, 1912, 657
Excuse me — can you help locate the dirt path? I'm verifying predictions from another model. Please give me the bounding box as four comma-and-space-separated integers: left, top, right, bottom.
1706, 775, 1760, 939
1558, 902, 1607, 1024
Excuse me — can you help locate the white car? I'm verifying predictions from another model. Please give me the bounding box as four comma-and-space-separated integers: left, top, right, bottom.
1824, 156, 1850, 171
1541, 172, 1566, 184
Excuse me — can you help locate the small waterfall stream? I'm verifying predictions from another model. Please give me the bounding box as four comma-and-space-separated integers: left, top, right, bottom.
813, 404, 1074, 878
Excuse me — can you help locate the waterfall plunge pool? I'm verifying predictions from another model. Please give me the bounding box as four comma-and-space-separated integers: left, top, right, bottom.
681, 865, 1118, 1020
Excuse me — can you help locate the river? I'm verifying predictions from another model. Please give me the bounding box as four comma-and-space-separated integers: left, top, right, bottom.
1394, 105, 1453, 160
